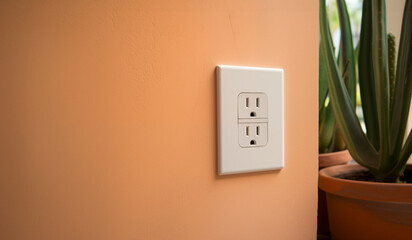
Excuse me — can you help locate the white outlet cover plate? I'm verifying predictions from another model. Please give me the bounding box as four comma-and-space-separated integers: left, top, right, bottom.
217, 65, 284, 175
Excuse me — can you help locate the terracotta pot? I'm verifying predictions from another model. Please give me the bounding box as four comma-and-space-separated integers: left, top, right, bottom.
317, 150, 352, 236
318, 150, 352, 169
319, 164, 412, 240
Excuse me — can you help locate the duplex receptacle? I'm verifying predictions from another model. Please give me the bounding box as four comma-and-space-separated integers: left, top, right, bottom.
238, 122, 268, 147
238, 93, 268, 119
238, 92, 268, 148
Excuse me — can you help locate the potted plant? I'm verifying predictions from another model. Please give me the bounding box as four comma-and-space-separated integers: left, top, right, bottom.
319, 0, 412, 239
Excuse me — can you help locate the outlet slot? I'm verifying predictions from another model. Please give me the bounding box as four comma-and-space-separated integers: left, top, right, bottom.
246, 98, 249, 108
246, 126, 249, 136
250, 112, 256, 117
256, 98, 260, 107
250, 140, 256, 145
256, 126, 260, 135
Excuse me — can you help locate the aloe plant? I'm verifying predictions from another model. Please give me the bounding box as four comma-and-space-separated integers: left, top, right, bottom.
320, 0, 412, 182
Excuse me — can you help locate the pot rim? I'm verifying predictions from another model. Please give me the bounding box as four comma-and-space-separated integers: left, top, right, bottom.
319, 163, 412, 202
318, 150, 352, 169
318, 149, 349, 157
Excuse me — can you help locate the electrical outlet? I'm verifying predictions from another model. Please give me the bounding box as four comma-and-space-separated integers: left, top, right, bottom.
238, 93, 268, 119
238, 92, 268, 148
238, 122, 268, 147
217, 65, 284, 175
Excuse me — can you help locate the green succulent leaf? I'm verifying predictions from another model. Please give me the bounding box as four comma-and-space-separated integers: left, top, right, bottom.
400, 128, 412, 166
371, 0, 391, 170
329, 125, 346, 152
358, 0, 380, 150
336, 0, 357, 108
390, 0, 412, 164
319, 45, 329, 113
319, 101, 336, 152
388, 33, 396, 108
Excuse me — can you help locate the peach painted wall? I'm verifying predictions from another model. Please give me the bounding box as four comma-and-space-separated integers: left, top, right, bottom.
0, 1, 318, 239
